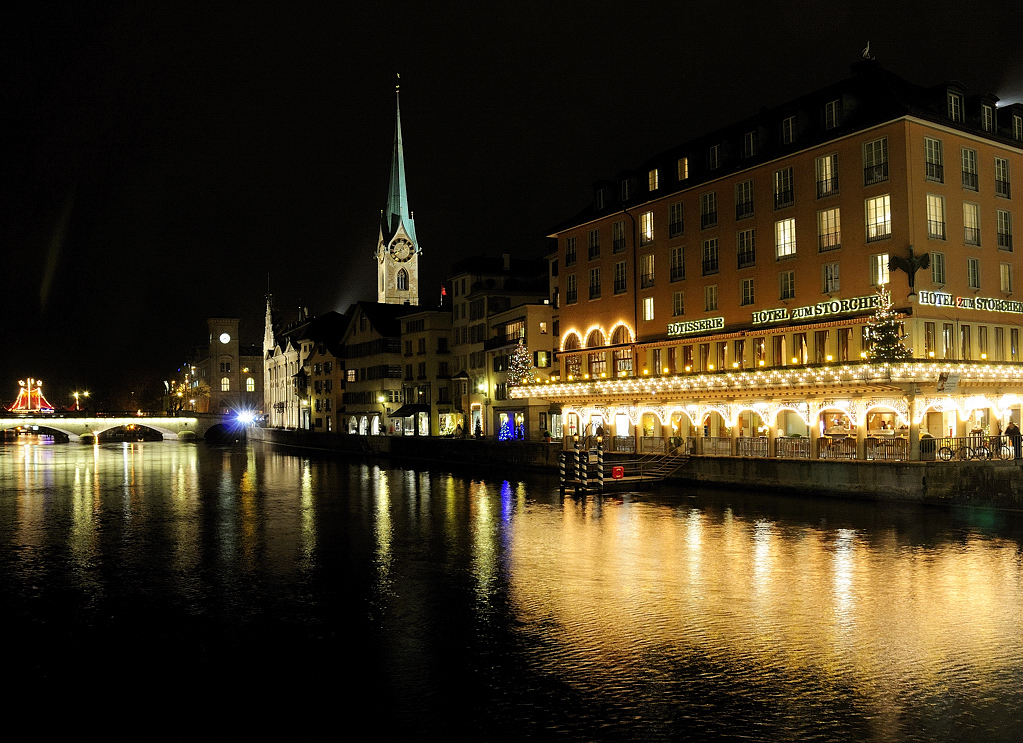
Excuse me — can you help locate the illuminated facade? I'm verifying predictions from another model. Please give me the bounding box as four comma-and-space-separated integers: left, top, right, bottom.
521, 61, 1023, 459
195, 318, 262, 414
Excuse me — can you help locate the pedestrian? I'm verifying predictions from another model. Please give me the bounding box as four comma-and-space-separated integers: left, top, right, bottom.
1006, 421, 1021, 460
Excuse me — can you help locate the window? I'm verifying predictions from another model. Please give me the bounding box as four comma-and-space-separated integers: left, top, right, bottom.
588, 229, 600, 260
782, 116, 795, 144
775, 218, 796, 259
1014, 328, 1020, 361
996, 326, 1005, 360
817, 208, 841, 252
963, 203, 981, 246
931, 252, 946, 285
673, 291, 684, 317
700, 192, 717, 228
823, 262, 840, 294
643, 297, 655, 321
613, 261, 627, 294
612, 220, 626, 253
774, 167, 794, 209
995, 158, 1011, 198
741, 278, 755, 306
960, 325, 973, 361
968, 258, 980, 289
779, 270, 795, 300
865, 194, 891, 242
924, 322, 936, 357
962, 148, 978, 190
704, 284, 718, 311
621, 179, 630, 201
640, 254, 655, 288
825, 99, 840, 130
997, 210, 1013, 251
979, 326, 989, 359
982, 104, 994, 132
1015, 114, 1023, 142
396, 268, 409, 291
863, 138, 889, 185
709, 144, 720, 169
926, 194, 946, 239
735, 180, 754, 219
648, 168, 659, 191
221, 377, 230, 392
948, 91, 963, 122
669, 203, 684, 236
588, 267, 601, 299
677, 157, 689, 181
670, 246, 685, 281
565, 236, 577, 265
245, 377, 255, 392
870, 254, 890, 286
737, 229, 756, 268
816, 153, 838, 198
1001, 263, 1013, 294
744, 131, 756, 158
566, 274, 577, 304
924, 138, 943, 182
702, 239, 719, 275
640, 211, 654, 245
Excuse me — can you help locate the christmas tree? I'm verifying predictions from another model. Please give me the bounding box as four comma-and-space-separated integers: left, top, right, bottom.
866, 285, 913, 362
507, 338, 534, 386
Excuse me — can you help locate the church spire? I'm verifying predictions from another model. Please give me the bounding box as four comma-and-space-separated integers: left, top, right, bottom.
381, 74, 417, 246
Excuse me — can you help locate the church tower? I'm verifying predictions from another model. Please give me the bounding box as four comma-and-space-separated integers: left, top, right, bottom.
376, 76, 421, 305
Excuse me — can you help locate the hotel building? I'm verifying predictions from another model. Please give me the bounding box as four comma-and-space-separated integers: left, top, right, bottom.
518, 60, 1023, 460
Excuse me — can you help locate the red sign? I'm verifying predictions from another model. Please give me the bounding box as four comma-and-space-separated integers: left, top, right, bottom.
612, 466, 624, 480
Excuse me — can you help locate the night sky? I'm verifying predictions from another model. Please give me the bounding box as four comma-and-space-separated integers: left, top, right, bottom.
3, 1, 1022, 408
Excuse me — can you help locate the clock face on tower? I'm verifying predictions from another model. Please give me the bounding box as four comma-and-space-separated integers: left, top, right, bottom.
389, 237, 414, 262
219, 333, 231, 344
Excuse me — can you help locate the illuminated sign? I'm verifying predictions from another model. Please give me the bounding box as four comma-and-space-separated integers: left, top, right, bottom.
918, 291, 1023, 315
667, 317, 725, 337
752, 295, 879, 325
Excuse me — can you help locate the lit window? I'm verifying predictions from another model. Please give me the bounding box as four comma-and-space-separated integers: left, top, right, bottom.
863, 138, 888, 185
824, 100, 840, 129
870, 254, 890, 286
221, 377, 230, 392
963, 203, 980, 246
817, 208, 841, 252
924, 138, 943, 182
815, 154, 838, 198
1001, 263, 1013, 294
640, 211, 654, 245
865, 194, 891, 242
648, 168, 659, 191
640, 254, 654, 288
677, 157, 688, 181
779, 270, 795, 300
246, 377, 255, 392
740, 278, 755, 306
968, 258, 981, 290
926, 194, 946, 239
931, 252, 946, 285
774, 218, 796, 259
704, 284, 718, 311
643, 297, 655, 321
823, 262, 840, 294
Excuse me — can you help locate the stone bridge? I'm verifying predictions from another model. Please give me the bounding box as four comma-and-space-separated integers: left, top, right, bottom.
0, 412, 238, 442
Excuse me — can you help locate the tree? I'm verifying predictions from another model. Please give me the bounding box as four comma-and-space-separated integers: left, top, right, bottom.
866, 285, 912, 362
507, 338, 534, 386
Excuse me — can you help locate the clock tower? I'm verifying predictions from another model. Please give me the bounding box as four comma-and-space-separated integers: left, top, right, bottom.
376, 77, 421, 305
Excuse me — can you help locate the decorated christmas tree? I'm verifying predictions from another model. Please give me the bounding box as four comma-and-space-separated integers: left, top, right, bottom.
507, 338, 534, 386
866, 285, 913, 362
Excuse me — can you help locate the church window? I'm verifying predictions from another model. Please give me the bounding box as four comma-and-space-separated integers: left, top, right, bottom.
246, 378, 255, 392
221, 377, 230, 392
397, 268, 409, 291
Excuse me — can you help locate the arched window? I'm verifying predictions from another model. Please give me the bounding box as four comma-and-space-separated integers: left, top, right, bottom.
586, 329, 606, 348
611, 325, 632, 345
562, 333, 580, 351
221, 377, 230, 392
246, 377, 255, 392
397, 268, 409, 291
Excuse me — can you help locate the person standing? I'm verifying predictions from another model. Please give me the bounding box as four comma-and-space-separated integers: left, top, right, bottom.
1006, 421, 1021, 460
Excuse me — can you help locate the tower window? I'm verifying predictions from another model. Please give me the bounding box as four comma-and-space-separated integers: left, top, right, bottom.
397, 268, 409, 291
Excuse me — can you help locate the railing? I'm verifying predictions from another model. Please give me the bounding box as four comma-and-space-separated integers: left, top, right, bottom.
816, 177, 839, 198
964, 226, 981, 246
670, 266, 685, 282
589, 285, 601, 300
640, 273, 655, 288
996, 179, 1011, 198
702, 259, 719, 275
613, 279, 627, 294
612, 238, 626, 253
639, 436, 664, 453
925, 162, 944, 182
864, 162, 889, 185
865, 436, 908, 461
774, 190, 794, 209
565, 289, 577, 304
736, 436, 769, 457
922, 435, 1017, 461
818, 436, 857, 459
866, 222, 891, 242
737, 251, 756, 269
701, 211, 718, 229
818, 231, 842, 252
606, 435, 635, 453
962, 171, 979, 190
998, 233, 1013, 251
701, 437, 732, 456
669, 221, 684, 237
928, 220, 946, 240
775, 437, 810, 458
735, 201, 754, 220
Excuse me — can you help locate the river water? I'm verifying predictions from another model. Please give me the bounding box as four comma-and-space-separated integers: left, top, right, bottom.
2, 439, 1022, 740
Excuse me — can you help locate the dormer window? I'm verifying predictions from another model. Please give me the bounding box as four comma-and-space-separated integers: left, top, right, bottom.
621, 179, 630, 201
1014, 114, 1023, 141
782, 116, 795, 144
982, 104, 994, 132
743, 131, 756, 158
709, 144, 720, 170
648, 168, 659, 191
596, 188, 605, 210
948, 92, 963, 123
825, 100, 840, 130
677, 157, 689, 181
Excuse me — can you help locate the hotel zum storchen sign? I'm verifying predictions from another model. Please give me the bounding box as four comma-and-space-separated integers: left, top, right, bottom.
918, 291, 1023, 315
752, 294, 880, 326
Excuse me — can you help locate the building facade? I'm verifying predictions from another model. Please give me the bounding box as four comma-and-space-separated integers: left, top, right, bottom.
520, 61, 1023, 460
194, 318, 262, 414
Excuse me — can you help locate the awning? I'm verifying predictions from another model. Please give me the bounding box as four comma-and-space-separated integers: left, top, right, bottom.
451, 370, 471, 379
390, 403, 431, 418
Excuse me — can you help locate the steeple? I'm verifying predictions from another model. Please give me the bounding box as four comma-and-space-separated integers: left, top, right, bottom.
263, 292, 275, 357
380, 76, 417, 247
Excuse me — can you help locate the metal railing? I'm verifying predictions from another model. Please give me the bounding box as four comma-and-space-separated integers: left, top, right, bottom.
736, 436, 769, 457
639, 436, 664, 453
922, 435, 1018, 461
701, 437, 732, 455
818, 436, 857, 459
864, 162, 889, 185
775, 437, 810, 458
816, 177, 839, 198
962, 171, 979, 190
865, 436, 908, 461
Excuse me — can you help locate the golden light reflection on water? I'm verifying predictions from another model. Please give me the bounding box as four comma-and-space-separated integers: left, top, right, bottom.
506, 497, 1023, 720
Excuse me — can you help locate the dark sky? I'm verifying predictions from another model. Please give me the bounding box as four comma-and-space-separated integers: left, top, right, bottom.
3, 1, 1022, 407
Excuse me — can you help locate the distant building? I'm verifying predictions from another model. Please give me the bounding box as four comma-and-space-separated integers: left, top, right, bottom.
193, 317, 262, 414
341, 301, 409, 434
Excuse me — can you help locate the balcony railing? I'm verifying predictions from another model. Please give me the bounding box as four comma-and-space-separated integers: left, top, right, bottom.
735, 201, 754, 220
866, 222, 891, 242
864, 162, 889, 186
818, 436, 857, 459
701, 211, 718, 229
816, 177, 839, 198
588, 285, 601, 300
640, 273, 655, 289
998, 232, 1013, 251
588, 246, 600, 261
996, 179, 1011, 198
701, 437, 732, 456
613, 279, 627, 294
702, 258, 719, 275
670, 265, 685, 282
818, 231, 841, 252
928, 220, 946, 240
775, 437, 810, 458
866, 436, 909, 461
737, 251, 756, 269
962, 170, 979, 190
565, 289, 578, 304
669, 221, 684, 237
736, 437, 769, 457
964, 226, 981, 246
774, 190, 794, 209
612, 238, 626, 253
925, 162, 944, 182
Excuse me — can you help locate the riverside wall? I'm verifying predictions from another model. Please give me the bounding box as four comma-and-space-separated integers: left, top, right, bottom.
246, 428, 1023, 508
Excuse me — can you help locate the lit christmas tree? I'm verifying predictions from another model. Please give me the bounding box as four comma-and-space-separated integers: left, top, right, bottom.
507, 338, 534, 386
865, 285, 913, 362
